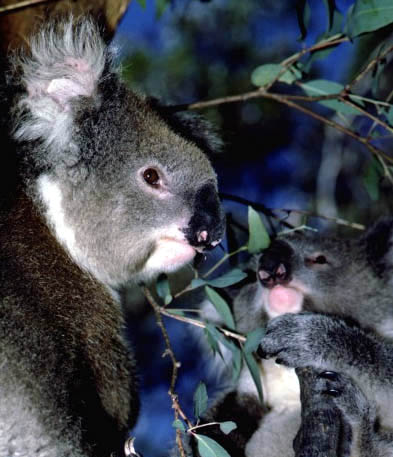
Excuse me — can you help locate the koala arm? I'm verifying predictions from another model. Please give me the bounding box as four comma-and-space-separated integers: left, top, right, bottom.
295, 367, 393, 457
259, 312, 393, 429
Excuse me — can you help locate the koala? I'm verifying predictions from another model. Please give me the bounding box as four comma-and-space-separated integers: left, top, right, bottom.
193, 219, 393, 457
0, 18, 224, 457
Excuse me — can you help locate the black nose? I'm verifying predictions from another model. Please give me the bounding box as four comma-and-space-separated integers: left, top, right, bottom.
184, 183, 225, 250
258, 240, 292, 288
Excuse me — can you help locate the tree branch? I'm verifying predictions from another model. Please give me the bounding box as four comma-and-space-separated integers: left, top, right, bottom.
141, 286, 191, 457
0, 0, 58, 14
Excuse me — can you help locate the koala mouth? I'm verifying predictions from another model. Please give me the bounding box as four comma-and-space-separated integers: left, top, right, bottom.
267, 285, 304, 316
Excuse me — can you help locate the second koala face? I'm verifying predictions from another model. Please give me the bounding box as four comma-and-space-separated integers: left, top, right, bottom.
254, 220, 393, 335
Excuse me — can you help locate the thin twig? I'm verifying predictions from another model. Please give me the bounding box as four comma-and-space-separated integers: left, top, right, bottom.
338, 95, 393, 135
262, 92, 393, 165
203, 246, 248, 278
345, 43, 393, 93
160, 307, 246, 343
265, 34, 349, 92
0, 0, 57, 14
141, 286, 191, 456
274, 209, 365, 230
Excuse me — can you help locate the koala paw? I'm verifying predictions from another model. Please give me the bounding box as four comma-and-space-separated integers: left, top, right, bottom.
317, 371, 373, 423
258, 312, 348, 371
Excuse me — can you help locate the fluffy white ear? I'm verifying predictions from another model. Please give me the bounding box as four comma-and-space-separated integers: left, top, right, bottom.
14, 18, 111, 153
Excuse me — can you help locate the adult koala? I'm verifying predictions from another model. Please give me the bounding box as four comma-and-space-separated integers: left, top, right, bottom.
193, 220, 393, 457
0, 17, 224, 457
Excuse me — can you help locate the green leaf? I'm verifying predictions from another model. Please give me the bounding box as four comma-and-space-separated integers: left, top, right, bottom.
165, 309, 186, 317
251, 64, 301, 87
204, 324, 238, 353
193, 269, 248, 289
231, 345, 242, 383
244, 328, 266, 354
300, 79, 362, 115
247, 207, 270, 254
243, 350, 263, 403
219, 421, 237, 435
204, 325, 224, 360
295, 0, 311, 40
156, 0, 169, 18
172, 419, 186, 432
363, 157, 382, 201
387, 105, 393, 127
194, 382, 208, 420
136, 0, 146, 8
156, 275, 172, 305
346, 0, 393, 38
205, 286, 236, 330
195, 434, 231, 457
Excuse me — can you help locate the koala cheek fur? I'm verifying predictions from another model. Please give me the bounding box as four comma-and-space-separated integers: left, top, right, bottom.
0, 17, 224, 457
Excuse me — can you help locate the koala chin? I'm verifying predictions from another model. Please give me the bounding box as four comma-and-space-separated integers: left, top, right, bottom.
0, 17, 224, 457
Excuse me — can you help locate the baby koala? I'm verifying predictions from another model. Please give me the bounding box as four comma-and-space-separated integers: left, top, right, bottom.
198, 219, 393, 457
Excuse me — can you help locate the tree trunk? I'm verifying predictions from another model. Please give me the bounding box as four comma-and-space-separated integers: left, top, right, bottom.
0, 0, 131, 53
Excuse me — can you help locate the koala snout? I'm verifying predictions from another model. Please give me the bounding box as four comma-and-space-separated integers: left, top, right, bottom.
184, 183, 225, 250
258, 262, 290, 288
258, 239, 293, 288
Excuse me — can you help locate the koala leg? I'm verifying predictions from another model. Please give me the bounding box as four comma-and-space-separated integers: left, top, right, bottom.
294, 368, 343, 457
295, 368, 393, 457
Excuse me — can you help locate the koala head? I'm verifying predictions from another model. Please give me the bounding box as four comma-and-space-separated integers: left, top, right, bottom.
12, 18, 225, 288
253, 219, 393, 333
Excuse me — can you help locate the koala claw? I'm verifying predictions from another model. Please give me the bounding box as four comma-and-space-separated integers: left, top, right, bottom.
319, 371, 339, 381
322, 388, 341, 397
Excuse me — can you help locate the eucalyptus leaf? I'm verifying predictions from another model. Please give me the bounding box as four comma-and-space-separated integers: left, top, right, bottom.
191, 269, 247, 289
295, 0, 310, 40
244, 327, 266, 354
156, 275, 172, 305
346, 0, 393, 38
251, 64, 301, 87
363, 157, 382, 202
206, 269, 248, 288
247, 207, 270, 254
243, 350, 263, 403
172, 419, 186, 432
204, 324, 239, 353
205, 286, 236, 330
387, 105, 393, 127
300, 79, 362, 115
231, 345, 242, 383
219, 421, 237, 435
195, 434, 231, 457
156, 0, 169, 18
165, 309, 186, 317
194, 381, 208, 420
204, 325, 224, 360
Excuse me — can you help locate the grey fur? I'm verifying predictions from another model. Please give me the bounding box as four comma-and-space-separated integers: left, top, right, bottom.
1, 17, 224, 457
196, 220, 393, 457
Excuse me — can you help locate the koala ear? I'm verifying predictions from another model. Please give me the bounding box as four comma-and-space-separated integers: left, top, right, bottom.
149, 100, 223, 156
13, 18, 110, 157
360, 218, 393, 279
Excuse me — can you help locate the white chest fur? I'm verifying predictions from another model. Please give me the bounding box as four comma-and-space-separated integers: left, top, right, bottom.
261, 359, 300, 410
244, 360, 301, 457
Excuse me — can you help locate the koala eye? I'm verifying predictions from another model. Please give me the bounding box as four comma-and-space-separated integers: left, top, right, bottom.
143, 168, 160, 187
305, 253, 328, 267
314, 255, 327, 264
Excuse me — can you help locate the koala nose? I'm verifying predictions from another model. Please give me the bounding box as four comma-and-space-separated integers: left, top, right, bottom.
184, 183, 225, 250
258, 262, 289, 288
